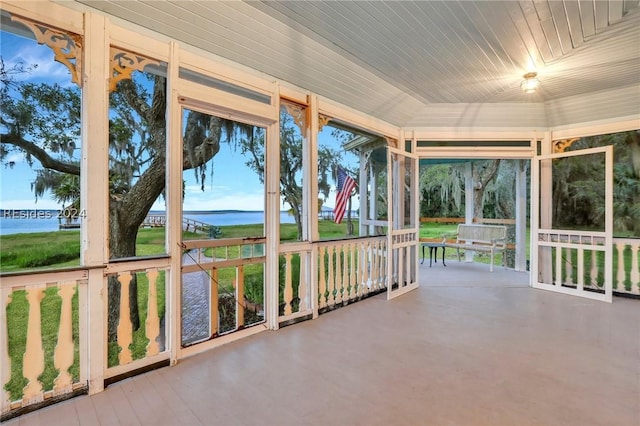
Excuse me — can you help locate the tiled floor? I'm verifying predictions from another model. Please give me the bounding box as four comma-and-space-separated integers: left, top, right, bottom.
6, 263, 640, 425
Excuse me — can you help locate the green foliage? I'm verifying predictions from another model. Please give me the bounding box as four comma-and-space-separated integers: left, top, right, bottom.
420, 164, 464, 217
557, 131, 640, 236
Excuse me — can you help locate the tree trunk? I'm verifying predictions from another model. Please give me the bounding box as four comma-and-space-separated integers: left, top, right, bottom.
472, 160, 501, 220
291, 202, 303, 241
107, 206, 142, 342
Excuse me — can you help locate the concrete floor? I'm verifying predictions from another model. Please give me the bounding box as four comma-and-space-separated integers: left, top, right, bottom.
6, 263, 640, 425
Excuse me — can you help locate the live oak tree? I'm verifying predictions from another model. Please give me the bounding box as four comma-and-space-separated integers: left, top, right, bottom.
240, 110, 340, 240
0, 59, 247, 341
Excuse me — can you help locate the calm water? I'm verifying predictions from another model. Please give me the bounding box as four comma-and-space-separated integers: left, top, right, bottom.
0, 211, 295, 236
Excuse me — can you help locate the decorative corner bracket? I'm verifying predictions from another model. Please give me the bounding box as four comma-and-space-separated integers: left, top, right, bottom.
318, 114, 332, 132
281, 101, 307, 133
110, 48, 160, 92
11, 16, 83, 87
553, 138, 579, 153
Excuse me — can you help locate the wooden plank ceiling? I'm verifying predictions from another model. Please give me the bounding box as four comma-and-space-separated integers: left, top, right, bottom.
73, 0, 640, 126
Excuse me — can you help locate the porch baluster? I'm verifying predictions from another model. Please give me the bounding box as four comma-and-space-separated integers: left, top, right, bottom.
327, 247, 335, 307
349, 243, 356, 301
590, 250, 599, 288
1, 287, 12, 412
365, 241, 373, 292
22, 286, 45, 404
615, 242, 626, 292
631, 243, 639, 294
341, 243, 349, 303
564, 248, 573, 286
373, 240, 381, 290
283, 253, 293, 316
335, 244, 343, 305
145, 269, 160, 357
116, 272, 133, 365
53, 282, 75, 395
210, 268, 219, 336
237, 266, 245, 328
297, 253, 307, 312
318, 247, 327, 309
577, 249, 584, 291
356, 242, 363, 296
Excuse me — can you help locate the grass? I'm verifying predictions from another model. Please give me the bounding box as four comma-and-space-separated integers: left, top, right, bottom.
0, 231, 81, 273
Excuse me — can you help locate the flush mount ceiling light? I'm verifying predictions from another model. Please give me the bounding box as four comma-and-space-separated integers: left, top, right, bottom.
521, 72, 540, 93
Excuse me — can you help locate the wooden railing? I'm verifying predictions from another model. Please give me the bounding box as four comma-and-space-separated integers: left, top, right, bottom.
278, 236, 388, 324
536, 233, 640, 299
104, 260, 170, 379
613, 237, 640, 296
278, 243, 313, 323
180, 238, 266, 350
1, 269, 88, 417
317, 237, 387, 310
142, 215, 214, 234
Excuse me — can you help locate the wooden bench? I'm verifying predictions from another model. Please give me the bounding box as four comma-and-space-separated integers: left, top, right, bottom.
443, 224, 507, 272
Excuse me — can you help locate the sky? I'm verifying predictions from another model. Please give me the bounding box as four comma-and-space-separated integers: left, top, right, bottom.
0, 30, 356, 213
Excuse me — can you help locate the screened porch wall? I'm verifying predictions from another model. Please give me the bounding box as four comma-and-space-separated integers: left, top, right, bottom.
1, 0, 639, 421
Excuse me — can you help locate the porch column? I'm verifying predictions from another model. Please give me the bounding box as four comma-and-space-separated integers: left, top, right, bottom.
464, 162, 474, 262
82, 12, 108, 395
515, 160, 528, 271
539, 133, 553, 284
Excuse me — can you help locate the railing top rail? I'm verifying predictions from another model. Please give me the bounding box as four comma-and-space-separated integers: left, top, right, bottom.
279, 241, 313, 253
1, 268, 90, 289
181, 236, 266, 249
315, 235, 386, 248
537, 229, 607, 238
612, 237, 640, 244
104, 257, 171, 275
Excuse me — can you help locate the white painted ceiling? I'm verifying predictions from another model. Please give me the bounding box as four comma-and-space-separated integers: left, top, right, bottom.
73, 0, 640, 126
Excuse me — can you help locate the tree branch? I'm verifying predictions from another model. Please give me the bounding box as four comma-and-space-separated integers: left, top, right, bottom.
1, 133, 80, 175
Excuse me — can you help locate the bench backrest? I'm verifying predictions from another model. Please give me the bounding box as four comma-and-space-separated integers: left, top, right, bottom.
457, 224, 507, 245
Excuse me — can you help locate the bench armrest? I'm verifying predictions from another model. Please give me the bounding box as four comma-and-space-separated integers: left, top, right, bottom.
441, 232, 456, 243
491, 238, 507, 247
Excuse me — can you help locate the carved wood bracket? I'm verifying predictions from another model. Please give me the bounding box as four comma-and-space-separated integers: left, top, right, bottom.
110, 48, 160, 92
553, 138, 580, 153
11, 16, 83, 87
281, 100, 306, 133
318, 114, 332, 132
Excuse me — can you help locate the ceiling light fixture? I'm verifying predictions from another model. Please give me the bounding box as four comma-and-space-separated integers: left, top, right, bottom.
521, 72, 540, 94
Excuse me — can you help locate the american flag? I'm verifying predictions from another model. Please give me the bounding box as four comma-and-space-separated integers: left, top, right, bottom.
334, 167, 356, 224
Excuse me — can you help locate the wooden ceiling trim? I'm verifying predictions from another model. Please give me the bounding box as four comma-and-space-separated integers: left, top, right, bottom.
609, 0, 625, 23
519, 1, 556, 62
563, 0, 585, 47
594, 1, 610, 30
548, 1, 574, 54
393, 3, 452, 76
578, 0, 597, 38
473, 2, 532, 73
445, 2, 511, 74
